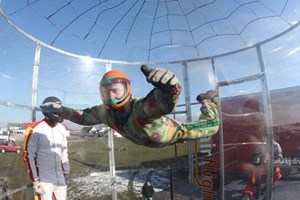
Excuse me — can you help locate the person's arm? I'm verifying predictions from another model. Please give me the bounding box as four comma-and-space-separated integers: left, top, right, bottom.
274, 140, 283, 160
23, 127, 39, 182
141, 185, 146, 196
140, 86, 181, 119
151, 185, 155, 193
40, 100, 105, 126
61, 105, 105, 126
23, 123, 46, 195
61, 130, 70, 175
141, 65, 182, 118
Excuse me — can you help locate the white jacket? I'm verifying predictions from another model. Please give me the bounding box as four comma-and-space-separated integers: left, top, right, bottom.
23, 119, 70, 185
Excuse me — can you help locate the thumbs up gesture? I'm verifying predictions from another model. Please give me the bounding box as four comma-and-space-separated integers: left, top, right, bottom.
141, 65, 180, 92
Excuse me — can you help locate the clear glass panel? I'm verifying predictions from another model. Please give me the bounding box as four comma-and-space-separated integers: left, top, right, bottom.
0, 16, 36, 124
1, 2, 300, 199
263, 25, 300, 90
214, 48, 261, 85
188, 61, 220, 199
219, 80, 267, 200
263, 25, 300, 199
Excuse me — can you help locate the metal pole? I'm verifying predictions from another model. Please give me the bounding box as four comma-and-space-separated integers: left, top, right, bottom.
170, 168, 174, 200
171, 112, 178, 200
108, 128, 117, 200
256, 45, 274, 200
182, 61, 194, 200
106, 62, 117, 200
212, 58, 225, 199
31, 43, 41, 122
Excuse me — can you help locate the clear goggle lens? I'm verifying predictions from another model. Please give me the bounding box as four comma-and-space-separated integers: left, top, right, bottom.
100, 82, 127, 105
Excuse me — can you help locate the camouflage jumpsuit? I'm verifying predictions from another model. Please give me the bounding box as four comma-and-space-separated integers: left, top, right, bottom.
61, 84, 219, 148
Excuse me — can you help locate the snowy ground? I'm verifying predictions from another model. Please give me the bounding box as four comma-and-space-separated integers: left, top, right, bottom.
68, 168, 188, 199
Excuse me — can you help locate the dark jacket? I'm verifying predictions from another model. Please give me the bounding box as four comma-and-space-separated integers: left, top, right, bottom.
251, 139, 282, 164
142, 181, 155, 198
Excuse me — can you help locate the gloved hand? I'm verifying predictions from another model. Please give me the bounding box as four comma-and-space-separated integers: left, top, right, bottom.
33, 181, 45, 195
40, 101, 64, 114
200, 104, 209, 114
141, 65, 180, 92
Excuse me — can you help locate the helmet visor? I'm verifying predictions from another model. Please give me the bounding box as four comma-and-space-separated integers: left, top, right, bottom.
100, 82, 127, 106
43, 113, 64, 123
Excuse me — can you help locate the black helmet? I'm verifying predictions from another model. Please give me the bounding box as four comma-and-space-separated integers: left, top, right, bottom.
41, 96, 63, 123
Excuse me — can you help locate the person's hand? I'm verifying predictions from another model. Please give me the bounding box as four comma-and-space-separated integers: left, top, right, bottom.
40, 101, 63, 114
33, 181, 45, 195
200, 104, 209, 114
141, 65, 180, 92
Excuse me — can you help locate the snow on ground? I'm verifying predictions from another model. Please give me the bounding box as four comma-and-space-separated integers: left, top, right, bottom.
68, 168, 188, 199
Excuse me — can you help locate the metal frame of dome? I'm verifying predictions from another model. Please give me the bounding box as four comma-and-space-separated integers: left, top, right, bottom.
1, 0, 299, 62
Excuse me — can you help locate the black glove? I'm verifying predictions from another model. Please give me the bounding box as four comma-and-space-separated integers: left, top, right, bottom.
40, 101, 63, 114
141, 65, 180, 92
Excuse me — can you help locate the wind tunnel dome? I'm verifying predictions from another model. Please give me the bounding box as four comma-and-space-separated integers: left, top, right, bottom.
2, 1, 300, 200
0, 0, 299, 62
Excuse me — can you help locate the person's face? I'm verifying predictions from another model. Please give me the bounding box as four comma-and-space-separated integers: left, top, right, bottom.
100, 82, 127, 105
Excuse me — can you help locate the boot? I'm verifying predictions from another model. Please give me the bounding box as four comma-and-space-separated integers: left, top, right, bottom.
273, 167, 282, 188
196, 90, 219, 103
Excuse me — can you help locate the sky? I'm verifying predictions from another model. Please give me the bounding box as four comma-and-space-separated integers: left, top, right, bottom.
0, 0, 300, 128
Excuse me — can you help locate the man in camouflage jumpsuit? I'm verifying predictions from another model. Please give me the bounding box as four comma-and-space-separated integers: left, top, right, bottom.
41, 65, 219, 148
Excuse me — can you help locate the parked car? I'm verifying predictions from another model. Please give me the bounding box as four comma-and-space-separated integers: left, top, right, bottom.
80, 126, 109, 138
0, 139, 8, 144
0, 138, 15, 144
0, 141, 21, 154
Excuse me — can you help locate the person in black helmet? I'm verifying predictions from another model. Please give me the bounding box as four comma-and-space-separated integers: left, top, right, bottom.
23, 96, 70, 200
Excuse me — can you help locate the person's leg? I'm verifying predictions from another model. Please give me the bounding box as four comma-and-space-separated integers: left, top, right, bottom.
37, 182, 55, 200
53, 185, 67, 200
149, 90, 219, 146
273, 167, 282, 188
243, 171, 257, 198
182, 98, 219, 140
